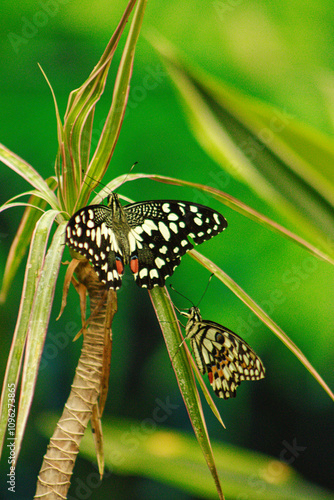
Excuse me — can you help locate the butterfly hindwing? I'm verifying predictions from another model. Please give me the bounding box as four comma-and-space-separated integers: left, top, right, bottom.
66, 194, 227, 290
183, 307, 265, 399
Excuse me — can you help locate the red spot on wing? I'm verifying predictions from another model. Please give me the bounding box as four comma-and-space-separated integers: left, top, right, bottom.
130, 257, 139, 274
116, 258, 124, 275
208, 372, 213, 384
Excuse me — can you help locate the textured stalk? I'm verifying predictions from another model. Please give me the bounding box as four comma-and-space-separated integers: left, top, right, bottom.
34, 261, 117, 499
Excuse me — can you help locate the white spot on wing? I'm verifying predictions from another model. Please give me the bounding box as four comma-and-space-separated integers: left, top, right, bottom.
155, 257, 165, 269
101, 222, 108, 239
167, 213, 178, 221
158, 221, 170, 240
133, 226, 144, 235
128, 232, 137, 253
150, 269, 159, 279
96, 226, 101, 248
139, 268, 148, 279
213, 213, 221, 225
142, 219, 158, 235
162, 203, 171, 213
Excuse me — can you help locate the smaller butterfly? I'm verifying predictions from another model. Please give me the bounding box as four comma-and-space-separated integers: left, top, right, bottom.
180, 307, 265, 399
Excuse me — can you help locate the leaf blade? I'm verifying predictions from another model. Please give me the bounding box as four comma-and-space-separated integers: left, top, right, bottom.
0, 143, 58, 209
0, 210, 61, 456
149, 286, 225, 500
14, 220, 66, 459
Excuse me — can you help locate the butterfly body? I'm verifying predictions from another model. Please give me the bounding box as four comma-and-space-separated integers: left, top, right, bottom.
182, 307, 265, 399
66, 193, 227, 290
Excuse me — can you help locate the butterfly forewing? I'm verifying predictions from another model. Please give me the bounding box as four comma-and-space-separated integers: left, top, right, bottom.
184, 307, 265, 399
65, 203, 124, 288
66, 194, 227, 290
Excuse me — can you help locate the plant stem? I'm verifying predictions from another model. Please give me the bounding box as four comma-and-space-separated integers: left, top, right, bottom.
34, 261, 117, 499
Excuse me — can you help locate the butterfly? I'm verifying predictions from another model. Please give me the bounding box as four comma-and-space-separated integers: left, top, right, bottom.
65, 193, 227, 290
180, 307, 265, 399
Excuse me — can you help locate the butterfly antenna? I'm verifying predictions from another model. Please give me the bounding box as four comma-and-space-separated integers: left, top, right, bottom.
81, 171, 110, 201
119, 161, 138, 189
196, 273, 215, 307
169, 284, 195, 308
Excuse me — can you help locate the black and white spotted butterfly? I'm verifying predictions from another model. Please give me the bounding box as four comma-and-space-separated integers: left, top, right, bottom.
66, 193, 227, 290
180, 307, 265, 399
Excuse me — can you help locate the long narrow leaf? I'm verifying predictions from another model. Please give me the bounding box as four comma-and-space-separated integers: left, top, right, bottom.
140, 173, 334, 264
189, 249, 334, 402
87, 0, 148, 189
0, 143, 58, 208
150, 36, 334, 248
0, 210, 61, 456
15, 221, 66, 459
0, 178, 58, 302
62, 0, 138, 212
98, 172, 334, 265
149, 287, 225, 500
76, 417, 334, 500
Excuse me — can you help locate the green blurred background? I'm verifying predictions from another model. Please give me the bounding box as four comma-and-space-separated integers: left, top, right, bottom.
0, 0, 333, 498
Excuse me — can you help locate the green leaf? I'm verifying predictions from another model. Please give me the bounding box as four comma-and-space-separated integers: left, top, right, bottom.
38, 66, 65, 209
143, 173, 334, 265
149, 36, 334, 254
38, 415, 334, 500
14, 220, 65, 459
149, 287, 225, 499
0, 178, 58, 302
60, 0, 138, 213
0, 143, 59, 209
189, 248, 334, 403
87, 0, 148, 191
0, 210, 62, 456
100, 172, 334, 265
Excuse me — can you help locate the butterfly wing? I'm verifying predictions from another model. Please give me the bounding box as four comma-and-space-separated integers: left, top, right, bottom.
65, 205, 123, 289
191, 320, 265, 399
125, 200, 227, 289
